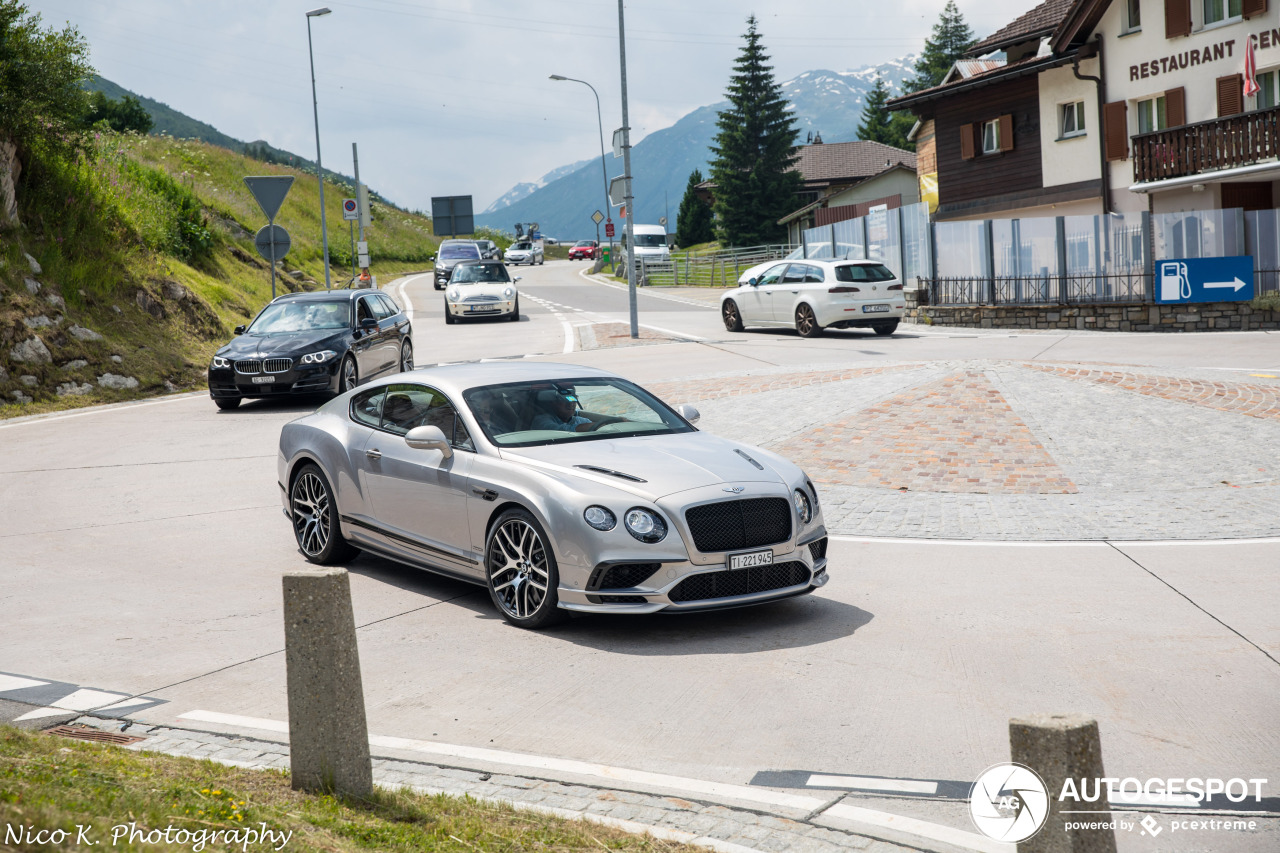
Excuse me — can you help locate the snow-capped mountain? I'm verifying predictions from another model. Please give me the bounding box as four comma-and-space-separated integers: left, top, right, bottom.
476, 54, 918, 240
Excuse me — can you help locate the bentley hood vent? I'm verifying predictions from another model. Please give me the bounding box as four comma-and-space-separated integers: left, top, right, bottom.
574, 464, 647, 483
734, 449, 765, 470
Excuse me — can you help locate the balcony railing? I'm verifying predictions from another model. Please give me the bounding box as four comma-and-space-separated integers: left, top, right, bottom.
1133, 107, 1280, 183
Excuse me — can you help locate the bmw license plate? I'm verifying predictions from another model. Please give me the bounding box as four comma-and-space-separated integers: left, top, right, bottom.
863, 304, 890, 313
728, 549, 773, 570
251, 376, 276, 384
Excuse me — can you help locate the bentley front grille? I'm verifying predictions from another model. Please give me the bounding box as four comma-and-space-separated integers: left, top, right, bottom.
684, 497, 791, 553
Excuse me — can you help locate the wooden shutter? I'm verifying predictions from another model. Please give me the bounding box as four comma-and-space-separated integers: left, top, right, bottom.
960, 123, 975, 160
1165, 0, 1191, 37
998, 114, 1014, 152
1104, 101, 1129, 161
1165, 87, 1186, 127
1243, 0, 1268, 19
1217, 74, 1244, 117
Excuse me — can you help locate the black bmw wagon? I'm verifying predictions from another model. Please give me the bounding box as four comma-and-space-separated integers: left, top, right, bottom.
208, 289, 413, 410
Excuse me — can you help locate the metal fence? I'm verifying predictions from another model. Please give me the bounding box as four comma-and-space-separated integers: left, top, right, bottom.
635, 243, 792, 287
927, 272, 1152, 306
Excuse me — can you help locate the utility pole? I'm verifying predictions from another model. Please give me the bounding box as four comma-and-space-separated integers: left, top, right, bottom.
618, 0, 638, 339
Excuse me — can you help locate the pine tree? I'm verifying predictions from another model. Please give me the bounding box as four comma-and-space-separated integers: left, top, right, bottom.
858, 78, 915, 152
708, 16, 801, 247
675, 169, 714, 247
904, 0, 975, 94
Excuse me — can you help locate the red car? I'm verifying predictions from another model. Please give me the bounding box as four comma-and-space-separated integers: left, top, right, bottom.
568, 240, 600, 260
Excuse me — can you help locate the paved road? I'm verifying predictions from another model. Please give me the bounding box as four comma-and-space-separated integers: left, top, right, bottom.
2, 260, 1277, 851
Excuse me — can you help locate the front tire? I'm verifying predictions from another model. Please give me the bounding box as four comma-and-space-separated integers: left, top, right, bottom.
399, 339, 414, 372
215, 396, 241, 410
290, 463, 358, 565
722, 299, 744, 332
444, 301, 456, 325
338, 356, 358, 393
485, 509, 563, 629
510, 296, 520, 321
796, 303, 822, 338
872, 319, 900, 336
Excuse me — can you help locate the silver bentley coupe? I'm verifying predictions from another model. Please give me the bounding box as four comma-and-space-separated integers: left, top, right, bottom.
278, 363, 829, 629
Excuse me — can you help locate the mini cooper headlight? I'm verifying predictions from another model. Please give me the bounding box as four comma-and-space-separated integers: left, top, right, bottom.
448, 289, 460, 301
584, 506, 616, 531
503, 286, 514, 299
211, 355, 231, 369
793, 488, 813, 525
300, 350, 336, 365
624, 507, 667, 543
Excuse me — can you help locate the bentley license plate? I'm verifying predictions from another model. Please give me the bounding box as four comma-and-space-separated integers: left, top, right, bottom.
863, 304, 890, 313
729, 549, 773, 570
251, 376, 276, 384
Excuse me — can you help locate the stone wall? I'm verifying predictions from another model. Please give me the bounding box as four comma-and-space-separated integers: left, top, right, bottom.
904, 291, 1280, 331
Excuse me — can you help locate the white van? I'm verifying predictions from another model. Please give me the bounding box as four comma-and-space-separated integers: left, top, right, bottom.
620, 224, 670, 266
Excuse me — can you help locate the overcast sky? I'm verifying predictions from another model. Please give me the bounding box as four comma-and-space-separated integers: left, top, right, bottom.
31, 0, 1033, 213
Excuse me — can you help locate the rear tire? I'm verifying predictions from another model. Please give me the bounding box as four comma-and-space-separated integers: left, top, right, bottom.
872, 319, 900, 336
722, 299, 745, 332
290, 463, 358, 565
796, 304, 822, 338
214, 396, 241, 410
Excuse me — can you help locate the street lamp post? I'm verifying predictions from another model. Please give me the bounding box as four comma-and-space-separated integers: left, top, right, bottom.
548, 74, 613, 274
306, 7, 332, 290
616, 0, 638, 338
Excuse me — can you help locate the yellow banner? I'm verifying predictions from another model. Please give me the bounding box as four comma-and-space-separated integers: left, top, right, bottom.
919, 172, 939, 214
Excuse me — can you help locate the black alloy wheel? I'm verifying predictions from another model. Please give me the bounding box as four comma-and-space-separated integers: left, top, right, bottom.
722, 299, 744, 332
399, 340, 414, 372
796, 304, 822, 338
290, 463, 358, 564
338, 356, 358, 393
485, 508, 563, 629
873, 319, 900, 336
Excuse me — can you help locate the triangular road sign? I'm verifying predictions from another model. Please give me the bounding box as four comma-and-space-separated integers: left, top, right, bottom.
243, 175, 295, 222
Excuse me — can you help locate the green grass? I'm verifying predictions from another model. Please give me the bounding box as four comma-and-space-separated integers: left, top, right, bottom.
0, 725, 702, 852
1, 130, 439, 419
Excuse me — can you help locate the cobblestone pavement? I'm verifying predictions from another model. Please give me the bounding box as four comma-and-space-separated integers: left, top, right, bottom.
65, 717, 928, 853
667, 359, 1280, 540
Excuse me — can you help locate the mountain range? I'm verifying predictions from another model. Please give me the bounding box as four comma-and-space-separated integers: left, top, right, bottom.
475, 55, 917, 242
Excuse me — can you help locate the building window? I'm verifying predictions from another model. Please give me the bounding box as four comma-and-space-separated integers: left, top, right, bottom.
1137, 95, 1167, 133
1258, 69, 1279, 109
1203, 0, 1242, 25
982, 119, 1000, 153
1125, 0, 1142, 31
1061, 101, 1087, 137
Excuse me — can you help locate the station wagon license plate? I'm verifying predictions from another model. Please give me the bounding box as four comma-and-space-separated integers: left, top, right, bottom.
728, 549, 773, 570
863, 304, 890, 313
251, 376, 276, 384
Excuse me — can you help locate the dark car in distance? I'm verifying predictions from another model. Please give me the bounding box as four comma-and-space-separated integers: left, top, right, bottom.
208, 290, 413, 410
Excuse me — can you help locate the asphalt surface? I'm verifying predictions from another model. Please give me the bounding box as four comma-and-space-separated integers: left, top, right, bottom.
2, 260, 1277, 852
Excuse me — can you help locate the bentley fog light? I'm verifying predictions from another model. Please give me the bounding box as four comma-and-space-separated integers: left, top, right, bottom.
624, 507, 667, 543
300, 350, 336, 365
211, 355, 231, 369
793, 489, 813, 525
584, 506, 616, 531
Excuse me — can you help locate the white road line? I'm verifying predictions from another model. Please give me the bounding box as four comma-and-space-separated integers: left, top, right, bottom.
0, 674, 49, 692
823, 803, 1013, 853
830, 535, 1280, 547
0, 392, 204, 431
561, 315, 575, 353
639, 322, 705, 342
806, 774, 938, 795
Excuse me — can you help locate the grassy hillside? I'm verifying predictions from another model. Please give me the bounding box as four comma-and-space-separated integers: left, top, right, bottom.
1, 130, 438, 418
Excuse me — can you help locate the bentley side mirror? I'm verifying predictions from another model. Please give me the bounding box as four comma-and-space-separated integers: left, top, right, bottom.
405, 425, 453, 458
676, 403, 701, 425
234, 325, 246, 335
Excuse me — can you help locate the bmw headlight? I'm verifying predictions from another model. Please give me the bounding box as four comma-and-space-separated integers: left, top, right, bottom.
503, 286, 514, 298
448, 289, 460, 301
624, 507, 667, 543
300, 350, 336, 365
211, 355, 231, 369
793, 488, 813, 525
583, 506, 616, 531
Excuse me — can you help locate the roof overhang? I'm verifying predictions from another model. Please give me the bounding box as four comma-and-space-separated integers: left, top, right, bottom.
1129, 159, 1280, 193
1052, 0, 1110, 54
888, 52, 1076, 111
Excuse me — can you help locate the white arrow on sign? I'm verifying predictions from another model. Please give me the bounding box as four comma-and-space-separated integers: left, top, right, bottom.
1205, 277, 1248, 291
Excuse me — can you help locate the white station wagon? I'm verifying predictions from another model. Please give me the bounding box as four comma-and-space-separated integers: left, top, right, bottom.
721, 258, 906, 337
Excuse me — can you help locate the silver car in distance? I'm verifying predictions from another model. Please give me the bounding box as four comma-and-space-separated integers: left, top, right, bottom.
278, 363, 829, 629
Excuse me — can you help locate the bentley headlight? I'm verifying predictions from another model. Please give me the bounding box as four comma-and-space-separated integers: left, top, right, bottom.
211, 355, 231, 369
584, 506, 616, 531
793, 488, 813, 525
300, 350, 336, 365
624, 507, 667, 543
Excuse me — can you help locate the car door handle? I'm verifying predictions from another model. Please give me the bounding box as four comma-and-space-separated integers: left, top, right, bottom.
365, 449, 382, 460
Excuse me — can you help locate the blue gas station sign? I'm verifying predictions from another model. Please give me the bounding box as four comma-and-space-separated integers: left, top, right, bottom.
1155, 256, 1254, 304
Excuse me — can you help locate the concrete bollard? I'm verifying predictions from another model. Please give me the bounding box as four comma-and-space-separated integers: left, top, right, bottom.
1010, 713, 1116, 853
282, 568, 372, 797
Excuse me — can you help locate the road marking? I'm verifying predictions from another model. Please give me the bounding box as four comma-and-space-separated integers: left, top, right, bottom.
638, 322, 705, 342
831, 535, 1280, 547
806, 774, 938, 795
822, 803, 1013, 853
0, 674, 48, 692
576, 267, 716, 308
0, 393, 204, 431
389, 272, 431, 319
